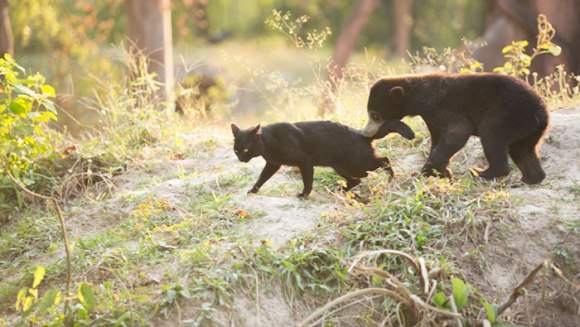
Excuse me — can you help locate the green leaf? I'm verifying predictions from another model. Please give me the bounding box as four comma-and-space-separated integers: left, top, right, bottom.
452, 277, 471, 311
32, 266, 45, 288
79, 282, 97, 312
38, 289, 59, 313
22, 296, 33, 311
501, 45, 513, 54
40, 85, 56, 97
8, 100, 27, 115
15, 289, 27, 311
431, 292, 448, 308
482, 300, 497, 323
42, 100, 58, 114
549, 45, 562, 56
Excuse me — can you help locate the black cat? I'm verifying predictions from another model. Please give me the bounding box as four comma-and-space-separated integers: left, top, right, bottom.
231, 120, 414, 197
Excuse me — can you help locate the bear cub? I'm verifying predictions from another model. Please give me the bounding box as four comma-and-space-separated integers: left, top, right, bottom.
231, 120, 414, 197
361, 73, 549, 184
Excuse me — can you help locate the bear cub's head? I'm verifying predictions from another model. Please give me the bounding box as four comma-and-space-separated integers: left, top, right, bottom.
362, 81, 410, 139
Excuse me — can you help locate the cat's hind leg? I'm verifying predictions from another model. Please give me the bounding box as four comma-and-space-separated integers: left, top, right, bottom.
333, 167, 362, 191
249, 162, 281, 194
297, 163, 314, 197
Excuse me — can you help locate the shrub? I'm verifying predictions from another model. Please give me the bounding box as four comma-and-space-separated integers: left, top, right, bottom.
0, 54, 58, 212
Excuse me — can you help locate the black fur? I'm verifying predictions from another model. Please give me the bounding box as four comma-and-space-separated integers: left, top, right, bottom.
231, 120, 414, 197
361, 73, 549, 184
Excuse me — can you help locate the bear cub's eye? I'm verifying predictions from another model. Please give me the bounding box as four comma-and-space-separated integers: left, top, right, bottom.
370, 112, 380, 121
243, 148, 249, 153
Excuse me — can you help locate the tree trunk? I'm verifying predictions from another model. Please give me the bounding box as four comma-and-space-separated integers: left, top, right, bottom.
321, 0, 377, 115
0, 0, 13, 58
329, 0, 378, 88
125, 0, 174, 100
393, 0, 412, 58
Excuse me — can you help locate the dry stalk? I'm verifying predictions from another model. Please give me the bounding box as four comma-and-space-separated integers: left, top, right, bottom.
299, 288, 410, 327
349, 249, 420, 275
497, 260, 547, 315
1, 158, 73, 318
303, 251, 462, 327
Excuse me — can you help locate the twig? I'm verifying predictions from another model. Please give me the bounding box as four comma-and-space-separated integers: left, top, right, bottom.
448, 294, 463, 327
549, 262, 580, 291
175, 299, 182, 327
418, 257, 430, 296
1, 158, 72, 318
497, 260, 548, 316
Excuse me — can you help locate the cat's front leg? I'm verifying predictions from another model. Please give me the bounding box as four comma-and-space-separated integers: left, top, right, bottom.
297, 164, 314, 198
249, 162, 281, 194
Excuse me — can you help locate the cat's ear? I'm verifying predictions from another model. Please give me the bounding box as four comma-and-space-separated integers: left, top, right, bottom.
231, 123, 241, 138
251, 125, 262, 135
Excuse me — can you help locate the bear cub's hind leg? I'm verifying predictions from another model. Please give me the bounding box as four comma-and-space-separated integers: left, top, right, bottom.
508, 139, 546, 184
474, 134, 511, 180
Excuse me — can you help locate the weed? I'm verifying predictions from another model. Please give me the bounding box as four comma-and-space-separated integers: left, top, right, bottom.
266, 10, 331, 50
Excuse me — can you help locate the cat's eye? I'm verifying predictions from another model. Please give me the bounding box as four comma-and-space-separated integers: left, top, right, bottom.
243, 148, 249, 153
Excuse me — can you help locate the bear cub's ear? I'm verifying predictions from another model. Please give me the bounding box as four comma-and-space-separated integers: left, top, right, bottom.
389, 86, 405, 97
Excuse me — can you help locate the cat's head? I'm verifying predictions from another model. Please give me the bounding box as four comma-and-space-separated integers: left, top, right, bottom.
231, 123, 264, 163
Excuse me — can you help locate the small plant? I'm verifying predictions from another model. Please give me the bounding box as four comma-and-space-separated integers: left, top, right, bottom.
13, 265, 98, 325
0, 54, 58, 210
492, 14, 561, 77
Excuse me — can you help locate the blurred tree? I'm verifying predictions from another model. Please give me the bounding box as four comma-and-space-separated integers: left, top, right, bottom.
0, 0, 13, 57
411, 0, 486, 51
193, 0, 209, 38
393, 0, 412, 58
329, 0, 378, 91
125, 0, 174, 100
